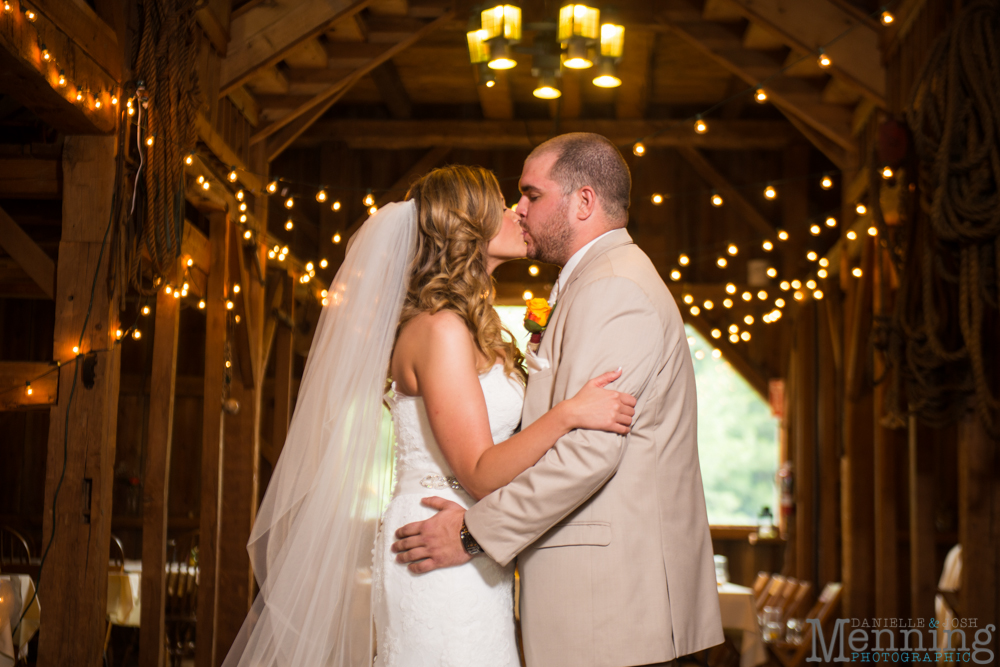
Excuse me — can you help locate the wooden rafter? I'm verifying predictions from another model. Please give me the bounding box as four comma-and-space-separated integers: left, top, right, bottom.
661, 4, 857, 159
345, 145, 452, 240
675, 146, 777, 238
0, 204, 55, 299
220, 0, 372, 97
723, 0, 886, 108
615, 30, 656, 119
370, 61, 413, 119
252, 11, 454, 152
0, 157, 61, 198
297, 118, 798, 150
477, 70, 514, 120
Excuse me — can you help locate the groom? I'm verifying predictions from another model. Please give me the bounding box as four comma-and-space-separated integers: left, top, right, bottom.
392, 132, 724, 667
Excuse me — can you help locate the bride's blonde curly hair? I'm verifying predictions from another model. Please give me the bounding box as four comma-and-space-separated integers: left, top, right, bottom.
396, 164, 526, 383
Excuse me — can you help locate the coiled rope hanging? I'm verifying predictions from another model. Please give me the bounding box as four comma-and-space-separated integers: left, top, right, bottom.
895, 0, 1000, 435
128, 0, 200, 291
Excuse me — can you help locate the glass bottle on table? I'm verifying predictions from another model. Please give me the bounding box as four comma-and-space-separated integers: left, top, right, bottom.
757, 506, 777, 539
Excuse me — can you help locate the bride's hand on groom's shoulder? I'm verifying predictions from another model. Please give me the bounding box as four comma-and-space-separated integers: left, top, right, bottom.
392, 497, 471, 574
561, 368, 637, 435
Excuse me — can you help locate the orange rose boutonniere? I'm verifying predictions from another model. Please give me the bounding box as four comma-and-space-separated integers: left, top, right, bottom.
523, 297, 552, 334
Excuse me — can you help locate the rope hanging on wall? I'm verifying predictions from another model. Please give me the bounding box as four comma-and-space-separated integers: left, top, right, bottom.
128, 0, 201, 291
893, 0, 1000, 435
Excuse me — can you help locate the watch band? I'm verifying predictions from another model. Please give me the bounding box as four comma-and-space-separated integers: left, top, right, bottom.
460, 519, 483, 556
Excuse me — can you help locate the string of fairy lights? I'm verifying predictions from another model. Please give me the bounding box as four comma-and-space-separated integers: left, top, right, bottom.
1, 0, 903, 406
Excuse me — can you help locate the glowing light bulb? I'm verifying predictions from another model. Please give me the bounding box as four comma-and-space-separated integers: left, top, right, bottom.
146, 136, 154, 147
57, 70, 66, 87
729, 325, 739, 334
683, 294, 694, 304
165, 286, 172, 294
285, 219, 294, 230
741, 331, 750, 341
333, 233, 342, 244
694, 117, 708, 134
25, 7, 36, 21
320, 259, 328, 268
807, 251, 818, 261
185, 154, 194, 165
711, 329, 721, 339
690, 305, 701, 316
679, 254, 690, 266
881, 10, 894, 24
814, 289, 824, 299
726, 283, 736, 294
754, 88, 767, 103
202, 180, 210, 191
233, 283, 241, 293
727, 244, 738, 256
826, 217, 837, 228
316, 190, 327, 202
3, 2, 12, 13
882, 166, 894, 179
820, 175, 833, 189
810, 224, 821, 235
198, 300, 206, 309
794, 290, 805, 301
712, 349, 722, 358
111, 95, 118, 105
651, 193, 663, 205
267, 181, 278, 193
244, 230, 252, 239
632, 142, 645, 156
523, 290, 533, 301
226, 300, 234, 310
791, 280, 801, 289
670, 269, 681, 281
806, 280, 817, 290
40, 43, 50, 61
528, 264, 540, 276
717, 257, 728, 268
363, 192, 375, 207
730, 334, 739, 343
819, 257, 829, 267
723, 299, 733, 308
239, 202, 247, 212
763, 240, 774, 251
780, 281, 790, 291
284, 197, 294, 209
767, 267, 777, 278
856, 202, 867, 215
332, 201, 341, 211
742, 292, 752, 302
818, 50, 831, 68
186, 258, 193, 267
776, 298, 785, 308
764, 185, 777, 200
778, 230, 789, 241
711, 193, 723, 207
369, 205, 378, 216
142, 305, 150, 315
817, 268, 828, 278
132, 330, 141, 339
703, 300, 714, 310
757, 290, 768, 300
744, 315, 754, 325
847, 230, 858, 240
486, 80, 496, 88
868, 226, 878, 236
228, 169, 238, 182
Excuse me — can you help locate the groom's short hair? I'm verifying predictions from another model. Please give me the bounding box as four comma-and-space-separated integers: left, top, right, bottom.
528, 132, 631, 226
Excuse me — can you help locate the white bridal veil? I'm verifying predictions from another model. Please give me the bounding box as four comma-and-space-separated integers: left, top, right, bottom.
222, 200, 418, 666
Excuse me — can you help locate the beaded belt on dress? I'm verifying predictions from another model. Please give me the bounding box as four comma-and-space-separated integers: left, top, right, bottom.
394, 469, 466, 495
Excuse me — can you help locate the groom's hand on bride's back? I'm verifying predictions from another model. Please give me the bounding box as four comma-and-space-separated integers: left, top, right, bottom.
392, 496, 471, 573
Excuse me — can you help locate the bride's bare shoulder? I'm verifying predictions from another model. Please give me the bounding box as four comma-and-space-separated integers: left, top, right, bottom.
399, 309, 472, 347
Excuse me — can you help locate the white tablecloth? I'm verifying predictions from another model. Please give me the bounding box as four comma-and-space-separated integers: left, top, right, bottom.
718, 582, 767, 667
0, 574, 40, 667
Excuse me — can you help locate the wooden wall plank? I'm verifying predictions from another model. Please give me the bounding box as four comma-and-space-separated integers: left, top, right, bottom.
0, 157, 61, 198
908, 416, 937, 625
271, 271, 294, 461
139, 262, 182, 667
36, 135, 121, 667
195, 211, 230, 667
0, 204, 55, 299
793, 302, 817, 586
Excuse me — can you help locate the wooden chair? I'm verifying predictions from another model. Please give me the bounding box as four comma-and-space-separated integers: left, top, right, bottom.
752, 571, 771, 602
757, 574, 787, 615
769, 582, 843, 667
783, 581, 813, 623
761, 575, 798, 619
0, 525, 33, 574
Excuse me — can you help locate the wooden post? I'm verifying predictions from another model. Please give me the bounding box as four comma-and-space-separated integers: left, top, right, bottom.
816, 297, 841, 588
139, 258, 183, 667
873, 246, 900, 620
958, 412, 999, 657
793, 303, 817, 586
272, 271, 295, 460
37, 135, 122, 667
908, 416, 937, 625
196, 211, 230, 667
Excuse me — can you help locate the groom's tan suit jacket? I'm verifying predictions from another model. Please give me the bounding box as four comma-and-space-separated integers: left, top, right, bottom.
465, 229, 723, 667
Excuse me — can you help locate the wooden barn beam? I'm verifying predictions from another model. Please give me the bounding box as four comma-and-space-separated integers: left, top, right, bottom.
661, 6, 857, 160
793, 302, 817, 586
254, 11, 454, 157
195, 211, 231, 667
298, 118, 797, 150
271, 271, 295, 461
0, 6, 117, 134
220, 0, 372, 97
30, 0, 122, 81
0, 204, 55, 299
345, 145, 451, 240
0, 157, 61, 198
722, 0, 886, 108
674, 146, 777, 238
556, 69, 582, 120
615, 30, 655, 119
477, 70, 514, 120
195, 113, 263, 195
370, 61, 413, 119
0, 361, 58, 410
196, 0, 232, 56
36, 135, 122, 667
138, 259, 182, 667
0, 258, 50, 298
908, 417, 939, 625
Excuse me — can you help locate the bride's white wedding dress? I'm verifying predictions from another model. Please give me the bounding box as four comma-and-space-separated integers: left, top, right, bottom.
372, 363, 525, 667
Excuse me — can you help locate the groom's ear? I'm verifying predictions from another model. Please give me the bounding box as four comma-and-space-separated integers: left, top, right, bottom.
575, 185, 598, 221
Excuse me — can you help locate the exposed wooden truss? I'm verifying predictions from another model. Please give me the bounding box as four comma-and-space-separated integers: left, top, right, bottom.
0, 204, 55, 299
298, 118, 798, 150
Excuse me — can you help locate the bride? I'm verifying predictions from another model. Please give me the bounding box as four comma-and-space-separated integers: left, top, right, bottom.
221, 165, 635, 667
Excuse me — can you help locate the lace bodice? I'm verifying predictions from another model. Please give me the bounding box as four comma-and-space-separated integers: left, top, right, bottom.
385, 363, 525, 480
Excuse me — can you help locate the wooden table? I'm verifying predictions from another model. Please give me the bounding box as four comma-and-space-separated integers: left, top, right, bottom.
718, 582, 767, 667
